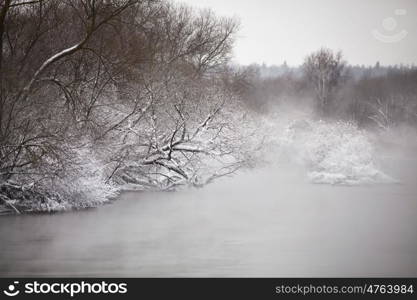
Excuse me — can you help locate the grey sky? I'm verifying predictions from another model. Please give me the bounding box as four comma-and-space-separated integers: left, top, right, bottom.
179, 0, 417, 66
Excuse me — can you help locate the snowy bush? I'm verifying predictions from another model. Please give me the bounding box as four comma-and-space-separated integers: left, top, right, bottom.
43, 147, 118, 211
283, 119, 393, 185
0, 145, 118, 213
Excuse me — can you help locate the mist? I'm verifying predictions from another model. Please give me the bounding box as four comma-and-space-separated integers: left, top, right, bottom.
0, 0, 416, 278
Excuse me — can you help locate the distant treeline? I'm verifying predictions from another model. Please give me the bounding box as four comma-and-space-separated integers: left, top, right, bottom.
250, 62, 416, 81
236, 52, 417, 129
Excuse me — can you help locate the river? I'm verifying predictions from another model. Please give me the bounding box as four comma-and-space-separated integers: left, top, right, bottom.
0, 140, 417, 277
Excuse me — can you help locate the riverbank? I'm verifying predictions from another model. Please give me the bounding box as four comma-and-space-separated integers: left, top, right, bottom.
2, 114, 416, 215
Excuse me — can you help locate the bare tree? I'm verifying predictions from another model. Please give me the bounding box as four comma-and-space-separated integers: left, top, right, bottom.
303, 48, 346, 114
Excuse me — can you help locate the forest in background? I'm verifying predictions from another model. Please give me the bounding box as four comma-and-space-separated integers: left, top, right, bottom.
1, 0, 416, 214
241, 59, 417, 129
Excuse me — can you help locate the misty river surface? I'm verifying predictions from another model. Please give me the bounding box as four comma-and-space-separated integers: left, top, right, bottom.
1, 150, 417, 277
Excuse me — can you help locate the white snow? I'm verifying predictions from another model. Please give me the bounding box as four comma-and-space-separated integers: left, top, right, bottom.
260, 108, 395, 186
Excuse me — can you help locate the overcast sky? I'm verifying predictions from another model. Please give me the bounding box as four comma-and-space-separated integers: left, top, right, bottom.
179, 0, 417, 66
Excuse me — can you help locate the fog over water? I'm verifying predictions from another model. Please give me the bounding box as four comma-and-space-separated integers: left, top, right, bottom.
1, 113, 416, 277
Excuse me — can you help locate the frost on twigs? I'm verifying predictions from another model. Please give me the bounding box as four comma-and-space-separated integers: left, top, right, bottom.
0, 0, 246, 213
0, 146, 118, 213
105, 76, 262, 191
282, 119, 395, 185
